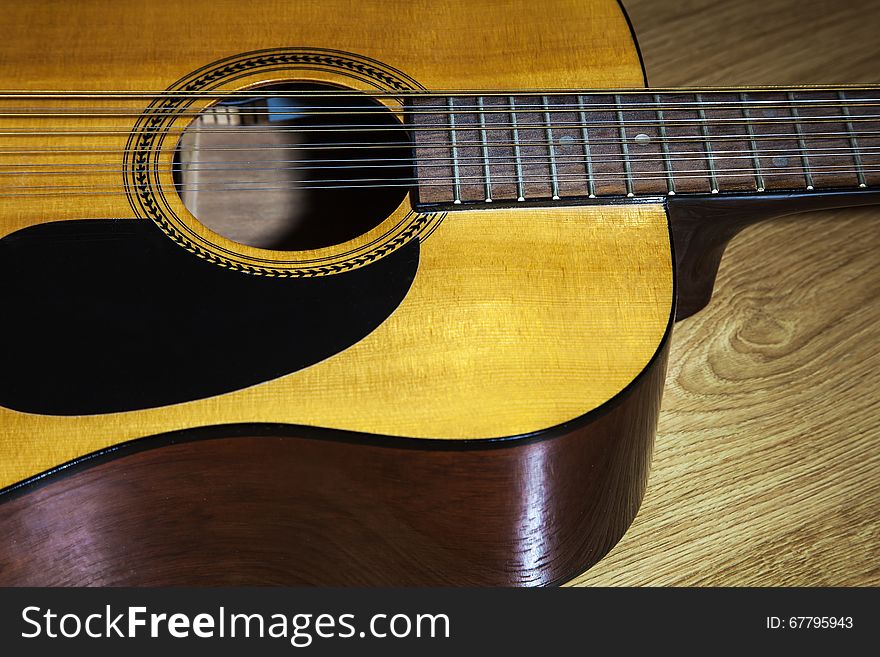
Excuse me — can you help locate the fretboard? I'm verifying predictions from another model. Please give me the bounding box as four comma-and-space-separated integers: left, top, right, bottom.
410, 88, 880, 205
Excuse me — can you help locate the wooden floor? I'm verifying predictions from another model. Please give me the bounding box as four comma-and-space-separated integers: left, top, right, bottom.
571, 0, 880, 586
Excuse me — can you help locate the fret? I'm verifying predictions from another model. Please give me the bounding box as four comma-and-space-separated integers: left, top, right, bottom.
409, 96, 454, 205
476, 95, 492, 202
616, 92, 666, 196
841, 88, 880, 187
740, 92, 765, 191
695, 93, 719, 193
747, 92, 806, 191
839, 90, 868, 188
654, 93, 675, 195
794, 91, 860, 190
546, 95, 589, 198
788, 92, 814, 190
795, 91, 858, 190
541, 95, 561, 200
704, 92, 761, 192
582, 93, 629, 196
508, 95, 526, 201
453, 100, 489, 203
577, 95, 596, 198
614, 94, 635, 197
513, 95, 555, 200
446, 97, 462, 204
663, 93, 712, 193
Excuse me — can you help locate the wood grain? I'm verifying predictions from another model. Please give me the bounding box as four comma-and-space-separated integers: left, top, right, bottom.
1, 0, 876, 586
570, 0, 880, 586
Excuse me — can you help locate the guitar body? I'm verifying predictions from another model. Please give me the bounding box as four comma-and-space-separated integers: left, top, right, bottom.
0, 0, 674, 585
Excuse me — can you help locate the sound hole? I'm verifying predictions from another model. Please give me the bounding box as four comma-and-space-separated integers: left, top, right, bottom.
173, 82, 411, 251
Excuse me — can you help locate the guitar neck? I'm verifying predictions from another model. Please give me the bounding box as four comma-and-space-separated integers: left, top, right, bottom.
411, 86, 880, 206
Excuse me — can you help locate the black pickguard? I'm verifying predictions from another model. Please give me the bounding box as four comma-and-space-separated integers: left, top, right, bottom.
0, 220, 418, 415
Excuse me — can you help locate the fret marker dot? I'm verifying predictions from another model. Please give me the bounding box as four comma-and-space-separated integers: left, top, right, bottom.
634, 133, 651, 144
559, 135, 575, 144
772, 156, 789, 167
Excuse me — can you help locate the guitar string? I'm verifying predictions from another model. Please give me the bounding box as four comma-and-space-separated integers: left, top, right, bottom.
0, 90, 878, 117
1, 129, 879, 155
1, 142, 878, 163
2, 147, 878, 177
1, 86, 878, 97
1, 114, 879, 136
2, 99, 880, 117
0, 164, 875, 198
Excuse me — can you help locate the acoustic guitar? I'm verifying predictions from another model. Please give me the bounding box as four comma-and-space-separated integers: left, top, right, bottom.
0, 0, 876, 586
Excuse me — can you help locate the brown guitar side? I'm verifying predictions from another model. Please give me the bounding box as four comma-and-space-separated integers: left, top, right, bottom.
0, 342, 668, 586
